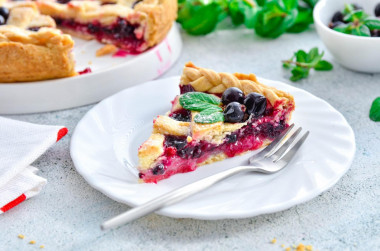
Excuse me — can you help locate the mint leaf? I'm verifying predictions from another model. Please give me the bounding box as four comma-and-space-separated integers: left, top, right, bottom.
351, 24, 371, 37
254, 1, 297, 38
179, 92, 221, 111
177, 1, 224, 35
287, 6, 313, 33
333, 23, 350, 34
295, 50, 307, 63
194, 109, 224, 123
290, 66, 309, 81
370, 97, 380, 122
344, 10, 368, 22
364, 18, 380, 30
314, 60, 333, 71
307, 47, 318, 62
282, 0, 297, 11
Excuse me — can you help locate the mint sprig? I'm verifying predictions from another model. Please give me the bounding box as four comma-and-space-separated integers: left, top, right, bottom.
370, 97, 380, 122
282, 47, 333, 82
177, 0, 316, 38
179, 92, 224, 124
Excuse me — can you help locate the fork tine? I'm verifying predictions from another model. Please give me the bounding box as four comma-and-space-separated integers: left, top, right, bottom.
270, 127, 302, 161
276, 131, 309, 164
249, 123, 294, 164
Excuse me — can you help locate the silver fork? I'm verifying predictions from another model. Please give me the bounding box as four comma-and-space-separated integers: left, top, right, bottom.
101, 124, 309, 230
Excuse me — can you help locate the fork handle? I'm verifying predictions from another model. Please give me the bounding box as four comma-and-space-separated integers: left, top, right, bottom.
101, 165, 253, 230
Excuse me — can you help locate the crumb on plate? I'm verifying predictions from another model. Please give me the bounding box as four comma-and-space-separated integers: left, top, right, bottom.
271, 238, 277, 244
18, 234, 24, 239
29, 240, 36, 244
96, 44, 118, 57
40, 245, 45, 249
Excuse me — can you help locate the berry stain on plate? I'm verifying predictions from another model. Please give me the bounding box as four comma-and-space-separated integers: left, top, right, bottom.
78, 67, 92, 75
112, 49, 129, 57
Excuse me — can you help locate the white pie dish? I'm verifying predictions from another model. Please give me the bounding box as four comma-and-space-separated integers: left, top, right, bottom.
0, 24, 182, 115
70, 76, 356, 220
314, 0, 380, 73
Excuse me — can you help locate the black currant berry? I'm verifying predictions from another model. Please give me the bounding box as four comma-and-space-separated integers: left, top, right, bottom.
331, 11, 344, 23
375, 3, 380, 17
0, 7, 9, 21
223, 102, 245, 123
329, 21, 345, 29
0, 15, 5, 25
221, 87, 245, 105
244, 92, 267, 117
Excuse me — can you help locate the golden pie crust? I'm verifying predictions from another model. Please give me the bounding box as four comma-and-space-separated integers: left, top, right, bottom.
36, 0, 177, 51
138, 62, 295, 170
0, 0, 176, 83
0, 2, 76, 82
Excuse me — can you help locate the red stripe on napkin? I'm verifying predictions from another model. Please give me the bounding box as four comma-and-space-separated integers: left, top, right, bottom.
57, 128, 68, 142
1, 194, 26, 213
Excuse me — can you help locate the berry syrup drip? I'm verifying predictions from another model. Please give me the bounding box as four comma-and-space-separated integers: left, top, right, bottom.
54, 17, 144, 53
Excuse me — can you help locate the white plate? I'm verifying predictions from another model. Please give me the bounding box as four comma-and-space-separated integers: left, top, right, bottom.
70, 76, 355, 220
0, 24, 182, 115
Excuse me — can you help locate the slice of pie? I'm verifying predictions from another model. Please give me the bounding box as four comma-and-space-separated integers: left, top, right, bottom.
36, 0, 177, 53
137, 62, 295, 183
0, 2, 76, 82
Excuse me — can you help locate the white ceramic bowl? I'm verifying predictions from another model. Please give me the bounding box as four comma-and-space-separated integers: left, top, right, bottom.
314, 0, 380, 73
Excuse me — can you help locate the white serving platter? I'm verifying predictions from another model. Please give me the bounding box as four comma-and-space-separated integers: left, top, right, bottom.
70, 76, 356, 220
0, 24, 182, 114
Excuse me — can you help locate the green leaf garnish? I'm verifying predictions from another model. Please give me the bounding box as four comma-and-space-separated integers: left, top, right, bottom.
282, 47, 333, 82
369, 97, 380, 122
254, 1, 298, 38
179, 92, 221, 111
177, 0, 225, 35
177, 0, 317, 38
228, 0, 259, 28
179, 92, 224, 124
286, 5, 314, 33
364, 18, 380, 30
194, 109, 225, 123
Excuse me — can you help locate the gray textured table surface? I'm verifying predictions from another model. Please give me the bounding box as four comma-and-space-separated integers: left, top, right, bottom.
1, 26, 380, 251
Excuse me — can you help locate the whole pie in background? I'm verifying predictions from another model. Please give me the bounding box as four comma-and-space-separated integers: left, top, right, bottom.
137, 62, 295, 183
0, 0, 177, 82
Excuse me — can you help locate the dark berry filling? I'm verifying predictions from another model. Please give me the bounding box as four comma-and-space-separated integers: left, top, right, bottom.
28, 27, 41, 32
180, 84, 195, 94
165, 135, 187, 150
169, 109, 192, 122
140, 99, 293, 183
54, 17, 145, 53
152, 164, 165, 175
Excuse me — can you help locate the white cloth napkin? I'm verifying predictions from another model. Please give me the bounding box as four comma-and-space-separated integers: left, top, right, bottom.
0, 117, 67, 214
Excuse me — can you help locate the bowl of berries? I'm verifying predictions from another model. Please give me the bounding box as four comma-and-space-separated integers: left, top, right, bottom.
314, 0, 380, 73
